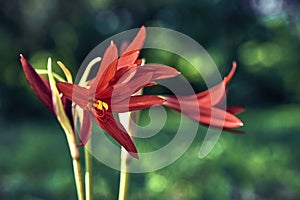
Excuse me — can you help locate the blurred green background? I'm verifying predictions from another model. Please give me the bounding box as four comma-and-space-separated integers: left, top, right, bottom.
1, 0, 300, 199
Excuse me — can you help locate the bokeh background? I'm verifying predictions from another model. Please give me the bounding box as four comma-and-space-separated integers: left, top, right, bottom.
1, 0, 300, 199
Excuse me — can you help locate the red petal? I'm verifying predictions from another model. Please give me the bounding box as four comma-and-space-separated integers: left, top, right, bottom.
110, 95, 165, 113
227, 106, 244, 114
120, 26, 146, 62
162, 62, 243, 130
137, 64, 180, 80
163, 96, 243, 129
20, 55, 54, 114
56, 82, 89, 108
117, 51, 140, 69
179, 82, 226, 107
117, 26, 147, 69
198, 107, 244, 129
109, 72, 153, 101
114, 68, 137, 84
90, 111, 138, 158
224, 61, 237, 84
178, 62, 238, 106
79, 111, 92, 146
90, 42, 118, 93
182, 106, 243, 129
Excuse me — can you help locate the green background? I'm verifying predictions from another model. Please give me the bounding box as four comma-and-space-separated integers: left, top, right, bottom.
1, 0, 300, 199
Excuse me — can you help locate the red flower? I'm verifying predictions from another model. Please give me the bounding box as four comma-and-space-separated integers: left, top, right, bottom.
162, 62, 244, 131
56, 26, 180, 158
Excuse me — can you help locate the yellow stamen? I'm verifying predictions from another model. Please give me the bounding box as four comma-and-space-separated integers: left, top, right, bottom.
93, 100, 109, 111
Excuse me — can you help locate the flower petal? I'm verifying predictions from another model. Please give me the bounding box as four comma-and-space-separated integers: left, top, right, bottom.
117, 51, 140, 69
197, 107, 244, 129
123, 26, 146, 54
109, 72, 153, 102
110, 95, 165, 113
136, 64, 180, 80
224, 61, 237, 84
20, 54, 54, 114
163, 96, 243, 129
227, 106, 244, 114
179, 82, 226, 107
90, 111, 138, 158
79, 111, 92, 146
56, 82, 89, 108
89, 41, 118, 93
172, 62, 238, 106
117, 26, 147, 69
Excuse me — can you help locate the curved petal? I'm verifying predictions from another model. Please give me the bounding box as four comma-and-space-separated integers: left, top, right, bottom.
168, 62, 237, 106
178, 82, 226, 107
20, 55, 54, 114
109, 72, 153, 102
137, 64, 180, 80
177, 105, 243, 129
224, 61, 237, 85
90, 111, 138, 158
110, 95, 165, 113
113, 68, 137, 85
163, 96, 243, 129
197, 107, 244, 129
118, 26, 146, 68
227, 106, 244, 114
117, 51, 140, 69
89, 41, 118, 93
56, 82, 89, 108
79, 111, 92, 146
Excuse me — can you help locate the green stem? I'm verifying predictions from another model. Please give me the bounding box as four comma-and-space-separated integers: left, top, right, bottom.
118, 150, 130, 200
84, 144, 93, 200
72, 157, 85, 200
66, 131, 85, 200
118, 109, 140, 200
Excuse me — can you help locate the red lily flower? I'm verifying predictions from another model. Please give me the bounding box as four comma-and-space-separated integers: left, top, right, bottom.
56, 26, 180, 158
162, 62, 244, 131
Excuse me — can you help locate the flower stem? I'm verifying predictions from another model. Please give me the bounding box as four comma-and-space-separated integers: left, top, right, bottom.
118, 109, 140, 200
72, 157, 85, 200
118, 149, 130, 200
84, 144, 93, 200
66, 132, 85, 200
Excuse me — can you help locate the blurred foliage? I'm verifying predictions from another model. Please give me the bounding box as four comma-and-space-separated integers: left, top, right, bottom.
1, 0, 300, 199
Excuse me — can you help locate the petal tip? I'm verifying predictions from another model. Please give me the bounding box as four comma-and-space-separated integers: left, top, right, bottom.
20, 54, 26, 63
130, 152, 139, 159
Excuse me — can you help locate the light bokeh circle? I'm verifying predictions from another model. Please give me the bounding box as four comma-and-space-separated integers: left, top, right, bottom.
74, 27, 227, 173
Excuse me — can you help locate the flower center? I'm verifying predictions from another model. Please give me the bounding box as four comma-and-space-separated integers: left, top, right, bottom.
93, 99, 109, 111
